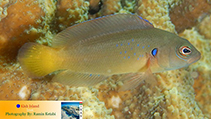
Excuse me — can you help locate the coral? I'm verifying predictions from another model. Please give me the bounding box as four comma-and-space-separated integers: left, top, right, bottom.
136, 0, 176, 32
0, 0, 11, 20
180, 29, 211, 118
0, 62, 33, 100
169, 0, 211, 33
54, 0, 89, 31
96, 69, 206, 118
88, 0, 102, 15
193, 69, 211, 118
0, 0, 211, 119
197, 14, 211, 39
120, 0, 136, 13
99, 0, 122, 15
89, 0, 135, 18
0, 0, 56, 60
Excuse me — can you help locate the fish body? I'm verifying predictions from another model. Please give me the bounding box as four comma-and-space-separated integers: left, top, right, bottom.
18, 14, 201, 91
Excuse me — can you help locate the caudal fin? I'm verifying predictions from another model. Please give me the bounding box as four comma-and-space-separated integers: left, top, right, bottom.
17, 42, 59, 78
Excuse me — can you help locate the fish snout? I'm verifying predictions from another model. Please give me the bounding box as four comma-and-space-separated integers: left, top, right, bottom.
187, 52, 201, 64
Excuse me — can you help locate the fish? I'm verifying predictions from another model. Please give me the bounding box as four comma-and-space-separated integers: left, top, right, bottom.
17, 14, 201, 91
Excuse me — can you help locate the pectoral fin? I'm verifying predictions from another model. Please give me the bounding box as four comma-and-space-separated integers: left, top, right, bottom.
118, 69, 157, 91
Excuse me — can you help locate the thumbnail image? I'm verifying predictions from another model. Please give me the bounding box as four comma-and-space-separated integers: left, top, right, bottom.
61, 102, 82, 119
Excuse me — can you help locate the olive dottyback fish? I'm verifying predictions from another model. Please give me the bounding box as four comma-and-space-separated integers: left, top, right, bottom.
18, 14, 201, 91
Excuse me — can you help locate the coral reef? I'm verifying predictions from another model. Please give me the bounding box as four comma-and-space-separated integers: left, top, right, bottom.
197, 14, 211, 39
99, 0, 122, 15
169, 0, 211, 33
0, 0, 211, 119
136, 0, 176, 32
180, 29, 211, 119
0, 0, 56, 60
89, 0, 102, 15
54, 0, 89, 31
96, 69, 207, 118
0, 63, 32, 100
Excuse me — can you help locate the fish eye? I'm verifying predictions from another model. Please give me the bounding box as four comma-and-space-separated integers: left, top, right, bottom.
151, 48, 158, 56
179, 46, 191, 56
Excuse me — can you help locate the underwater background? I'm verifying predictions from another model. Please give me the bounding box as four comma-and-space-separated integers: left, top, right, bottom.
0, 0, 210, 118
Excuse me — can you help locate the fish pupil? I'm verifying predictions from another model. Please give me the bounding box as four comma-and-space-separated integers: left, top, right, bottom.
179, 46, 191, 56
183, 48, 190, 53
151, 48, 158, 56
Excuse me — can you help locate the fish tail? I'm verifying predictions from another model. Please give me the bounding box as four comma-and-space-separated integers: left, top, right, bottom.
18, 42, 59, 78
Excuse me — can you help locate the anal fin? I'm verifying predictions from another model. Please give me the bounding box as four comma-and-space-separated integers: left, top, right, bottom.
52, 70, 107, 87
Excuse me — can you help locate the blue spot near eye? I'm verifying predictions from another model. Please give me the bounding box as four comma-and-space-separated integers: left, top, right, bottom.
137, 44, 139, 47
98, 74, 100, 76
148, 45, 150, 47
125, 51, 127, 53
116, 44, 118, 47
120, 52, 122, 54
137, 58, 139, 60
131, 48, 133, 50
121, 44, 123, 46
128, 43, 130, 45
134, 53, 136, 55
128, 56, 130, 59
142, 46, 145, 49
151, 48, 158, 56
132, 39, 134, 42
90, 74, 92, 76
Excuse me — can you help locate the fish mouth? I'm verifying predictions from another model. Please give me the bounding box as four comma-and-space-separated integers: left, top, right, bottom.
187, 53, 201, 64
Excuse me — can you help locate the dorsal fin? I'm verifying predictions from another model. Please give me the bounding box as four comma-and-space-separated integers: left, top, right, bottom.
52, 14, 154, 48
